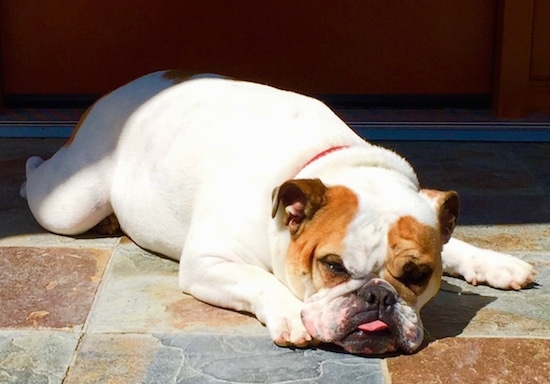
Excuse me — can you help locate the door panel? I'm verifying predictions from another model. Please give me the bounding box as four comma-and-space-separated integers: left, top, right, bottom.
1, 1, 496, 96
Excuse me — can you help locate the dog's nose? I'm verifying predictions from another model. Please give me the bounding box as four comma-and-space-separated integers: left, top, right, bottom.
360, 285, 397, 311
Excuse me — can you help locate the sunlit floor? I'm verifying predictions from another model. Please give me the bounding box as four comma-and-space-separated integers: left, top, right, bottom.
0, 114, 549, 383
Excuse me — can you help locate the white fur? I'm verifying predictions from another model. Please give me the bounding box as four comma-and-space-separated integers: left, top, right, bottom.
22, 71, 537, 349
443, 238, 536, 290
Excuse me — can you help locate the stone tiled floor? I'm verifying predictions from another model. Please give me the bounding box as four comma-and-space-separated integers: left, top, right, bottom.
0, 137, 549, 383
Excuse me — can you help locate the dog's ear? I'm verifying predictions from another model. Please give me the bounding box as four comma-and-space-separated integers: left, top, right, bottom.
272, 179, 327, 234
420, 189, 460, 244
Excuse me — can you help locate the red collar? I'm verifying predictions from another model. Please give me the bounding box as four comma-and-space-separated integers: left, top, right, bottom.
301, 145, 349, 170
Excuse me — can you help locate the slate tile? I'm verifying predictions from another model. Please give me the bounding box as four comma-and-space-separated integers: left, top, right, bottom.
67, 333, 386, 384
383, 142, 531, 189
87, 240, 265, 334
386, 338, 550, 384
421, 251, 549, 341
0, 247, 111, 329
2, 133, 549, 384
381, 141, 550, 225
453, 224, 550, 252
155, 334, 385, 384
0, 231, 122, 248
64, 333, 155, 384
508, 143, 550, 184
0, 330, 79, 384
422, 286, 549, 340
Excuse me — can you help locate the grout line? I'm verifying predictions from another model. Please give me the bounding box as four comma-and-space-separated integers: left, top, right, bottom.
61, 332, 86, 384
80, 237, 122, 334
61, 237, 122, 382
381, 359, 393, 384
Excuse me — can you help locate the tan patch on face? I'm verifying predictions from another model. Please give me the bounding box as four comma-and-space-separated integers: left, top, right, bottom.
384, 216, 443, 306
162, 69, 194, 84
285, 186, 359, 297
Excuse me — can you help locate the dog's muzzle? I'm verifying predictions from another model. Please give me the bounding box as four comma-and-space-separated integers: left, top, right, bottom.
302, 278, 424, 355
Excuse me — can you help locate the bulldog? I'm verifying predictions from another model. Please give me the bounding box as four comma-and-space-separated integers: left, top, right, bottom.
21, 71, 536, 355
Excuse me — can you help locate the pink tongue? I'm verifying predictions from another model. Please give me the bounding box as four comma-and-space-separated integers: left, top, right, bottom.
358, 320, 389, 332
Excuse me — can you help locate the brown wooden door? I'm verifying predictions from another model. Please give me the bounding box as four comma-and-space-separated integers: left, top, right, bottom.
1, 0, 549, 115
0, 1, 496, 95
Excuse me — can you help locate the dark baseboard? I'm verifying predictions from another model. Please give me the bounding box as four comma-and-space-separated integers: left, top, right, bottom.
2, 93, 492, 110
3, 94, 100, 109
319, 93, 491, 110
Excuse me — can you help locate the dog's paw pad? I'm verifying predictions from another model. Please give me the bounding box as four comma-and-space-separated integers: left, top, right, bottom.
469, 251, 537, 290
269, 316, 313, 348
507, 266, 537, 290
510, 281, 522, 291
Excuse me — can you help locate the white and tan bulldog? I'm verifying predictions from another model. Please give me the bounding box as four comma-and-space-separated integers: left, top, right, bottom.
21, 71, 536, 355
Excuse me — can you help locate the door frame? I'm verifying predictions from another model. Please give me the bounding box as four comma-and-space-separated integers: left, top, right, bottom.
493, 0, 550, 117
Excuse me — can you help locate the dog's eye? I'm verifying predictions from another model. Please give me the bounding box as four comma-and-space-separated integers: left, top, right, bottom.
327, 261, 347, 274
317, 255, 350, 287
400, 261, 433, 291
320, 256, 348, 276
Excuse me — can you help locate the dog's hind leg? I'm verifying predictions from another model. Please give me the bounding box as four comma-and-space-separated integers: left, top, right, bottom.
21, 146, 115, 236
19, 70, 180, 236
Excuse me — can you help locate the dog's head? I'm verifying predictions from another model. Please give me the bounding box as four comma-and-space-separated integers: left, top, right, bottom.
272, 178, 459, 354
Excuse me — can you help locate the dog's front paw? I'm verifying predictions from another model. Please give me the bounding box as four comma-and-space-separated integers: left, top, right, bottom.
463, 250, 537, 290
264, 306, 315, 348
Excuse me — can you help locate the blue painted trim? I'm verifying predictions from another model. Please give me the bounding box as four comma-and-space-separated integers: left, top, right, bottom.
350, 122, 550, 142
0, 124, 74, 138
